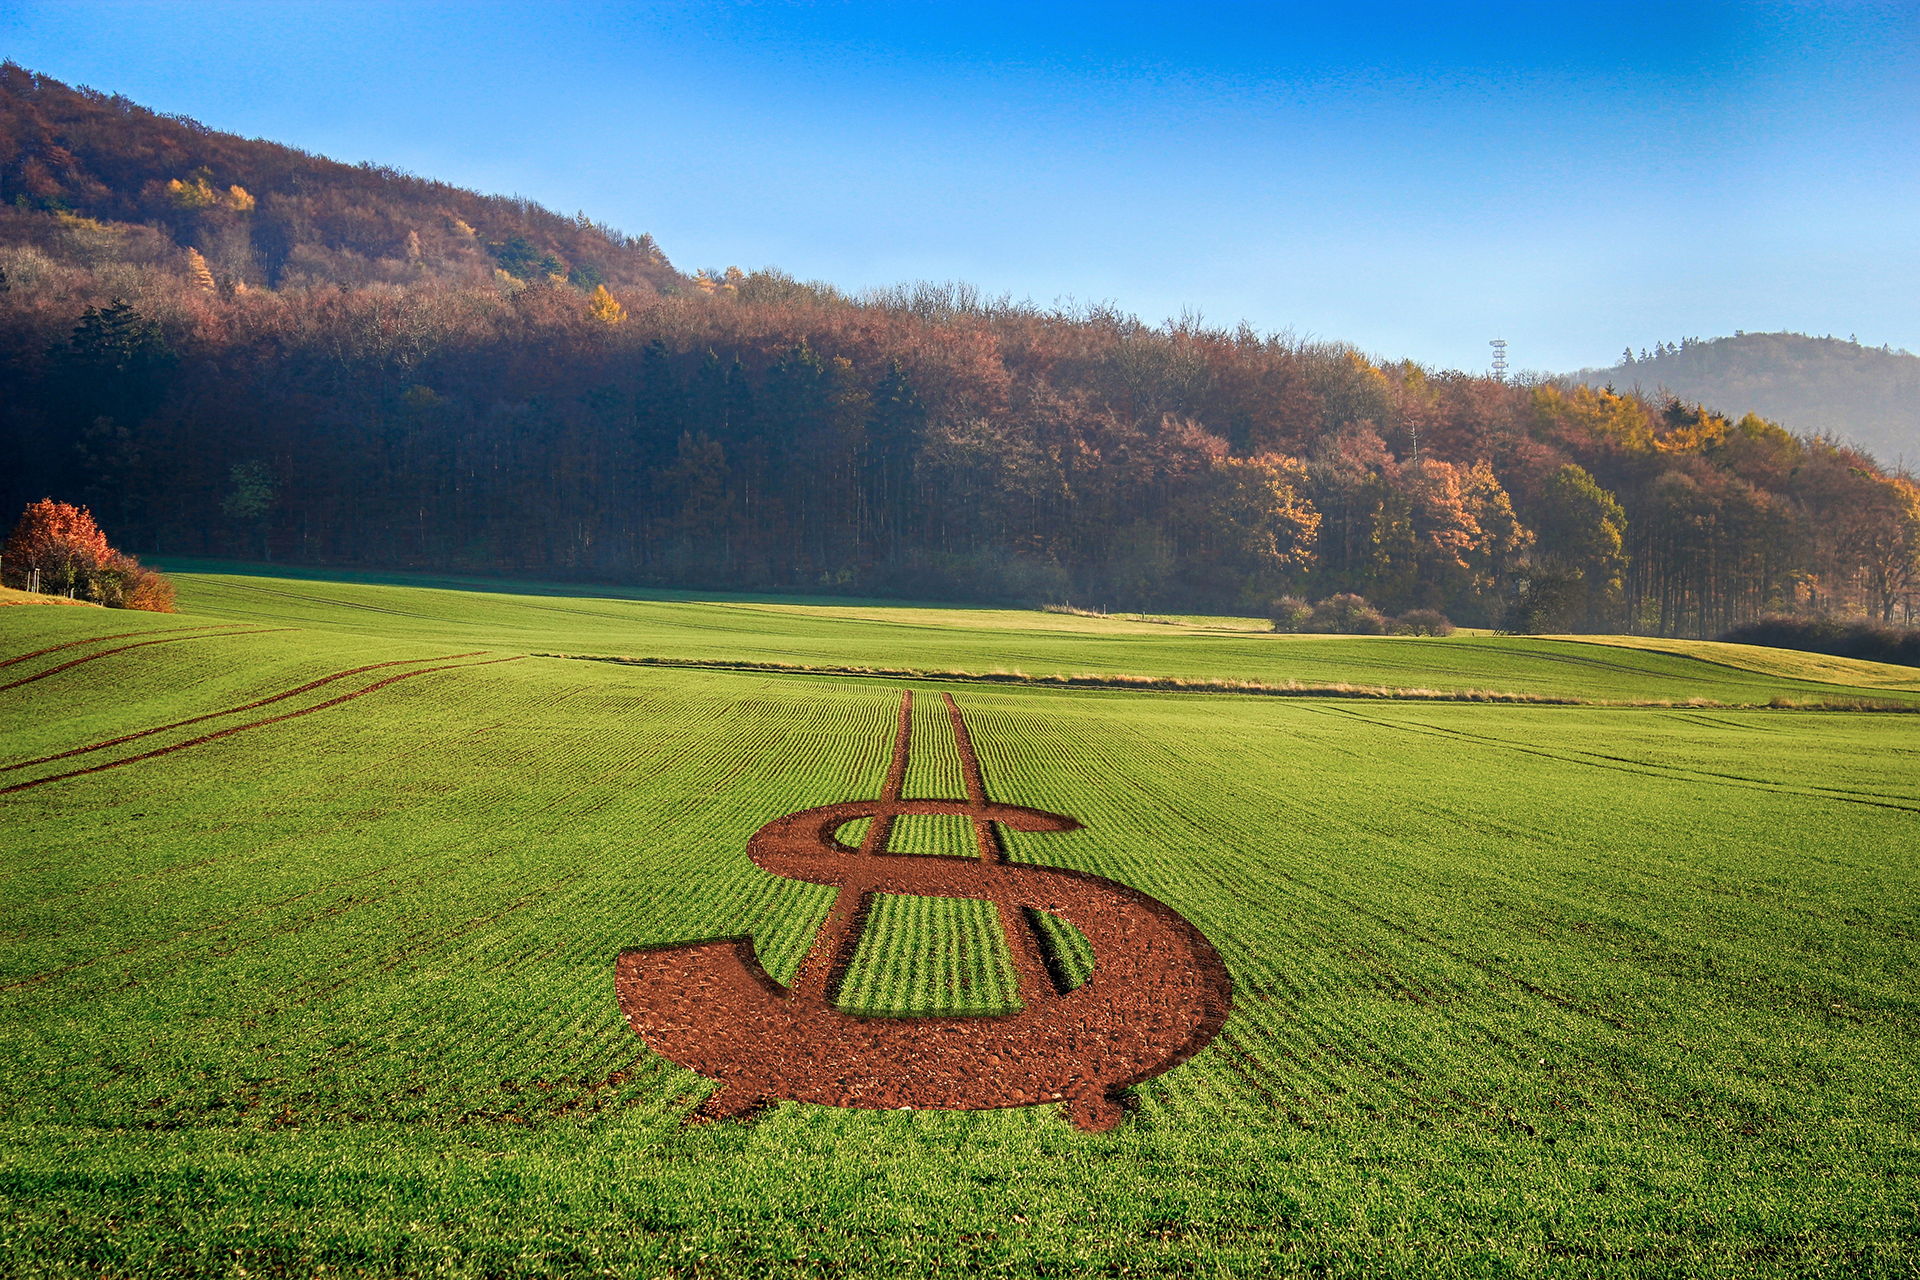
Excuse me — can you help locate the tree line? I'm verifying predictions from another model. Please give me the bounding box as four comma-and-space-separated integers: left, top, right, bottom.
3, 261, 1914, 633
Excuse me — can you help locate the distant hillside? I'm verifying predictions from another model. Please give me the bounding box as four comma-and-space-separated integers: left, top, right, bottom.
0, 62, 680, 293
1569, 332, 1920, 468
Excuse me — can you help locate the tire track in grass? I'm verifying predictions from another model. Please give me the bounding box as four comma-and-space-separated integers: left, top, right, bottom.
262, 687, 866, 1095
1301, 702, 1920, 813
0, 623, 249, 668
0, 628, 295, 692
0, 653, 486, 772
2, 679, 866, 1071
0, 655, 523, 794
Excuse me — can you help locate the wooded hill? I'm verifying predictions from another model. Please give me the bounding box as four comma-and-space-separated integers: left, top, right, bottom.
1569, 332, 1920, 469
3, 65, 1916, 635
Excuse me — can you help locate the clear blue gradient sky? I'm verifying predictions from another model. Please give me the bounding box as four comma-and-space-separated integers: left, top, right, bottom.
4, 1, 1915, 374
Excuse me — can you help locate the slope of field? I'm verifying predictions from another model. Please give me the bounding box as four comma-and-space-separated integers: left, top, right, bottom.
147, 562, 1920, 707
2, 577, 1917, 1276
1563, 634, 1920, 691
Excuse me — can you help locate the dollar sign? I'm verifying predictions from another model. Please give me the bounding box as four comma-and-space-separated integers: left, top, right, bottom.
615, 690, 1232, 1131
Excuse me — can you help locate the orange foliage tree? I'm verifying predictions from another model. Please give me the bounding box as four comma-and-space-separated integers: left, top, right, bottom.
2, 499, 173, 610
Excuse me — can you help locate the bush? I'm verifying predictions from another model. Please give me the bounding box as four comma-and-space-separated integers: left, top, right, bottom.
1395, 608, 1455, 637
1719, 615, 1920, 668
1501, 571, 1586, 634
1268, 596, 1312, 633
1304, 593, 1389, 635
84, 553, 177, 612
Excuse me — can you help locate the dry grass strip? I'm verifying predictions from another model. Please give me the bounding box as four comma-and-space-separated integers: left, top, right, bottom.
540, 653, 1920, 712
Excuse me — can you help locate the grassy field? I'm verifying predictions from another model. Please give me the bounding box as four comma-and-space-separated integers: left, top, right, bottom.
1, 564, 1916, 1276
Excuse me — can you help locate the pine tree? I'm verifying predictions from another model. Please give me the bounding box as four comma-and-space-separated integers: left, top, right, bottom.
633, 340, 685, 473
866, 358, 925, 557
47, 299, 177, 435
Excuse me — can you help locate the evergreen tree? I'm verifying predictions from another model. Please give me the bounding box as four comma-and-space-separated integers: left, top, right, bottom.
633, 340, 685, 474
866, 359, 926, 558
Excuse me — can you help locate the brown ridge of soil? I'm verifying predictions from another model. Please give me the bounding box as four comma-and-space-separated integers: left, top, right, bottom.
0, 653, 487, 773
0, 624, 248, 669
615, 689, 1233, 1133
0, 655, 522, 795
0, 628, 296, 692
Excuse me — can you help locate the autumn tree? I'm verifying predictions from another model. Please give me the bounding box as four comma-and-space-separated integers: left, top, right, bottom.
1, 498, 173, 609
587, 284, 625, 325
1196, 454, 1320, 599
2, 498, 110, 592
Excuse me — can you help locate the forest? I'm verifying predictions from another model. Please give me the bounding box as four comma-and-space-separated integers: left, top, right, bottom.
3, 64, 1917, 634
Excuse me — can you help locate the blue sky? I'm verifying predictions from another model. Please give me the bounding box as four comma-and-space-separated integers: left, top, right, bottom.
4, 1, 1916, 373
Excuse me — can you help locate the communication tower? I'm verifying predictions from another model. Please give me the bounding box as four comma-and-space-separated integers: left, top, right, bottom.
1490, 339, 1508, 382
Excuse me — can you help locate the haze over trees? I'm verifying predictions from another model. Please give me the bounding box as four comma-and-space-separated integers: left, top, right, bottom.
3, 64, 1917, 635
1569, 332, 1920, 469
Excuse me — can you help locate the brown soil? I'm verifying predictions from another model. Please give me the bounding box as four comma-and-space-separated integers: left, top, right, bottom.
1, 653, 486, 774
616, 690, 1232, 1132
0, 628, 292, 692
0, 655, 521, 795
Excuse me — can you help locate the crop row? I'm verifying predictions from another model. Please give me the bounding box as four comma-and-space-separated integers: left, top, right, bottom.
833, 891, 1022, 1016
884, 812, 977, 859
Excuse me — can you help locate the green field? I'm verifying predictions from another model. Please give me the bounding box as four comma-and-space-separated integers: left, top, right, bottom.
2, 566, 1917, 1276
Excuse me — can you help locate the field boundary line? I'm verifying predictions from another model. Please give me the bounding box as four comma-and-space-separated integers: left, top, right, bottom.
0, 629, 297, 692
0, 624, 250, 669
0, 653, 488, 773
537, 653, 1920, 711
0, 656, 523, 795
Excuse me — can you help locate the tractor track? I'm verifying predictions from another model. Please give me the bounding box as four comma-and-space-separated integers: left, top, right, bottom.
0, 629, 295, 692
0, 655, 523, 794
1, 653, 487, 773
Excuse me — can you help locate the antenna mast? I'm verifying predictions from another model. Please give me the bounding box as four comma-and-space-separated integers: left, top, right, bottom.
1489, 338, 1508, 382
